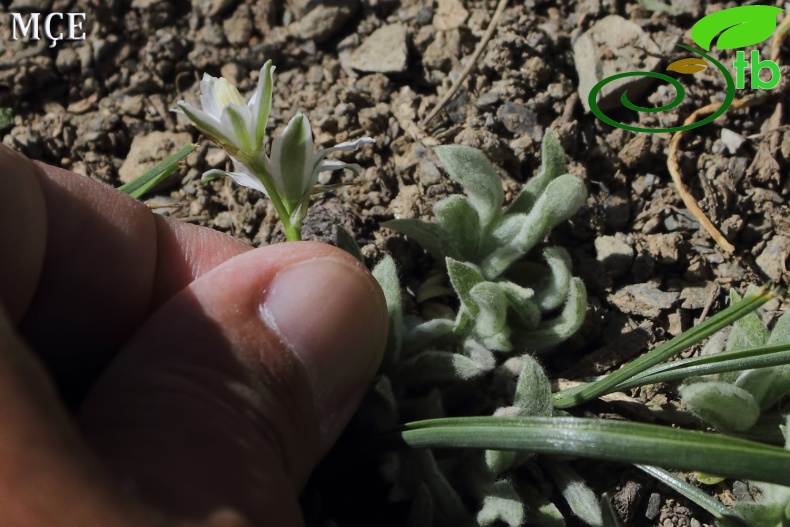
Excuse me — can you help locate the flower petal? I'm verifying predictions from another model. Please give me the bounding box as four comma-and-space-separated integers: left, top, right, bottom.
222, 103, 255, 153
177, 101, 235, 147
316, 159, 364, 174
249, 60, 275, 151
198, 73, 223, 120
201, 167, 268, 195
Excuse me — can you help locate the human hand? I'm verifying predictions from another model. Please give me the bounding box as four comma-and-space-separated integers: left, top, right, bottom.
0, 144, 387, 526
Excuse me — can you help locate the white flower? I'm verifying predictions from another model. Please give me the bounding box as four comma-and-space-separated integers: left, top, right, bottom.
204, 113, 374, 225
174, 60, 374, 240
175, 60, 274, 157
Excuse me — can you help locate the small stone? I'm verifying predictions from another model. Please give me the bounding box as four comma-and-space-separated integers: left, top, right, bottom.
608, 283, 679, 318
433, 0, 468, 30
645, 233, 682, 264
756, 235, 790, 282
573, 15, 662, 112
118, 131, 193, 184
349, 24, 409, 73
732, 481, 753, 502
680, 283, 717, 309
619, 135, 651, 168
721, 128, 746, 154
595, 235, 634, 276
291, 0, 359, 43
213, 211, 234, 229
645, 492, 661, 520
417, 160, 442, 186
223, 5, 253, 47
496, 101, 538, 136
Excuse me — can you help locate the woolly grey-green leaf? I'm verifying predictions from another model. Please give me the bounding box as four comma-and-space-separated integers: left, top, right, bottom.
500, 281, 541, 329
476, 480, 525, 527
534, 247, 573, 312
373, 255, 404, 366
522, 484, 566, 527
726, 290, 770, 352
514, 355, 554, 417
679, 381, 760, 431
384, 218, 460, 262
768, 311, 790, 346
735, 367, 787, 409
395, 351, 492, 384
434, 195, 481, 261
404, 318, 456, 350
550, 462, 603, 527
520, 278, 587, 353
470, 282, 512, 351
332, 225, 364, 262
447, 258, 486, 316
508, 129, 566, 215
483, 175, 586, 278
463, 339, 497, 372
434, 145, 504, 229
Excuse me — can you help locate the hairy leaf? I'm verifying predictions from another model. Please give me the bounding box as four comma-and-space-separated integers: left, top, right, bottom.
514, 355, 554, 417
520, 278, 587, 353
384, 219, 459, 262
447, 258, 486, 316
433, 195, 481, 260
534, 247, 573, 312
508, 129, 566, 214
395, 351, 492, 384
332, 225, 363, 262
499, 281, 541, 329
434, 145, 504, 229
470, 282, 512, 350
373, 255, 404, 366
680, 381, 760, 431
549, 462, 603, 527
477, 480, 525, 527
404, 318, 456, 350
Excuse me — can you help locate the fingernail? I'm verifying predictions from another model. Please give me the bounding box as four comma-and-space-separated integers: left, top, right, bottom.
260, 257, 387, 443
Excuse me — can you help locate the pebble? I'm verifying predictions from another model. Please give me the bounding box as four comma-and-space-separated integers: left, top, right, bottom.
721, 128, 746, 154
644, 492, 661, 520
732, 481, 753, 502
680, 283, 716, 309
595, 235, 634, 276
433, 0, 468, 31
291, 0, 360, 43
496, 101, 538, 136
756, 234, 790, 282
223, 5, 253, 47
118, 131, 193, 184
349, 24, 410, 73
573, 15, 662, 112
645, 233, 682, 264
608, 283, 680, 318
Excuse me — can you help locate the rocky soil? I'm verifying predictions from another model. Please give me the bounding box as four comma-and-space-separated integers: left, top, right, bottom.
2, 0, 790, 525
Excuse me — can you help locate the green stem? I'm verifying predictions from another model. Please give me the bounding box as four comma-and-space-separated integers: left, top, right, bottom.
246, 156, 302, 241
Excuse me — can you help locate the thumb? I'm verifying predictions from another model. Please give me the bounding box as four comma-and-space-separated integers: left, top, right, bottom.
78, 241, 388, 526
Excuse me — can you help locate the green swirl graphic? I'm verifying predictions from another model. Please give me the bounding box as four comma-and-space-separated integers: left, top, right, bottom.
588, 44, 735, 134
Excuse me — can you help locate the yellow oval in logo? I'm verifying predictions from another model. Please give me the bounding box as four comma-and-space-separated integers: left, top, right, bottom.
667, 58, 709, 74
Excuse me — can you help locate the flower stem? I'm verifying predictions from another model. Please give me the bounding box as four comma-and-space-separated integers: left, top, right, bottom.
246, 156, 303, 241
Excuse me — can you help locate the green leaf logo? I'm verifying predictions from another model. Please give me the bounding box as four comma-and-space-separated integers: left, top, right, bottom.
691, 5, 784, 51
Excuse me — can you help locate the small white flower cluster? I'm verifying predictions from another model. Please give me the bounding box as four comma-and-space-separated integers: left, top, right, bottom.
174, 60, 374, 240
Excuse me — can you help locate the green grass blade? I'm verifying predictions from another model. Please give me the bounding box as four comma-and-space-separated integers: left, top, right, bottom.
384, 416, 790, 486
553, 286, 776, 409
118, 143, 196, 199
635, 465, 747, 527
614, 344, 790, 391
